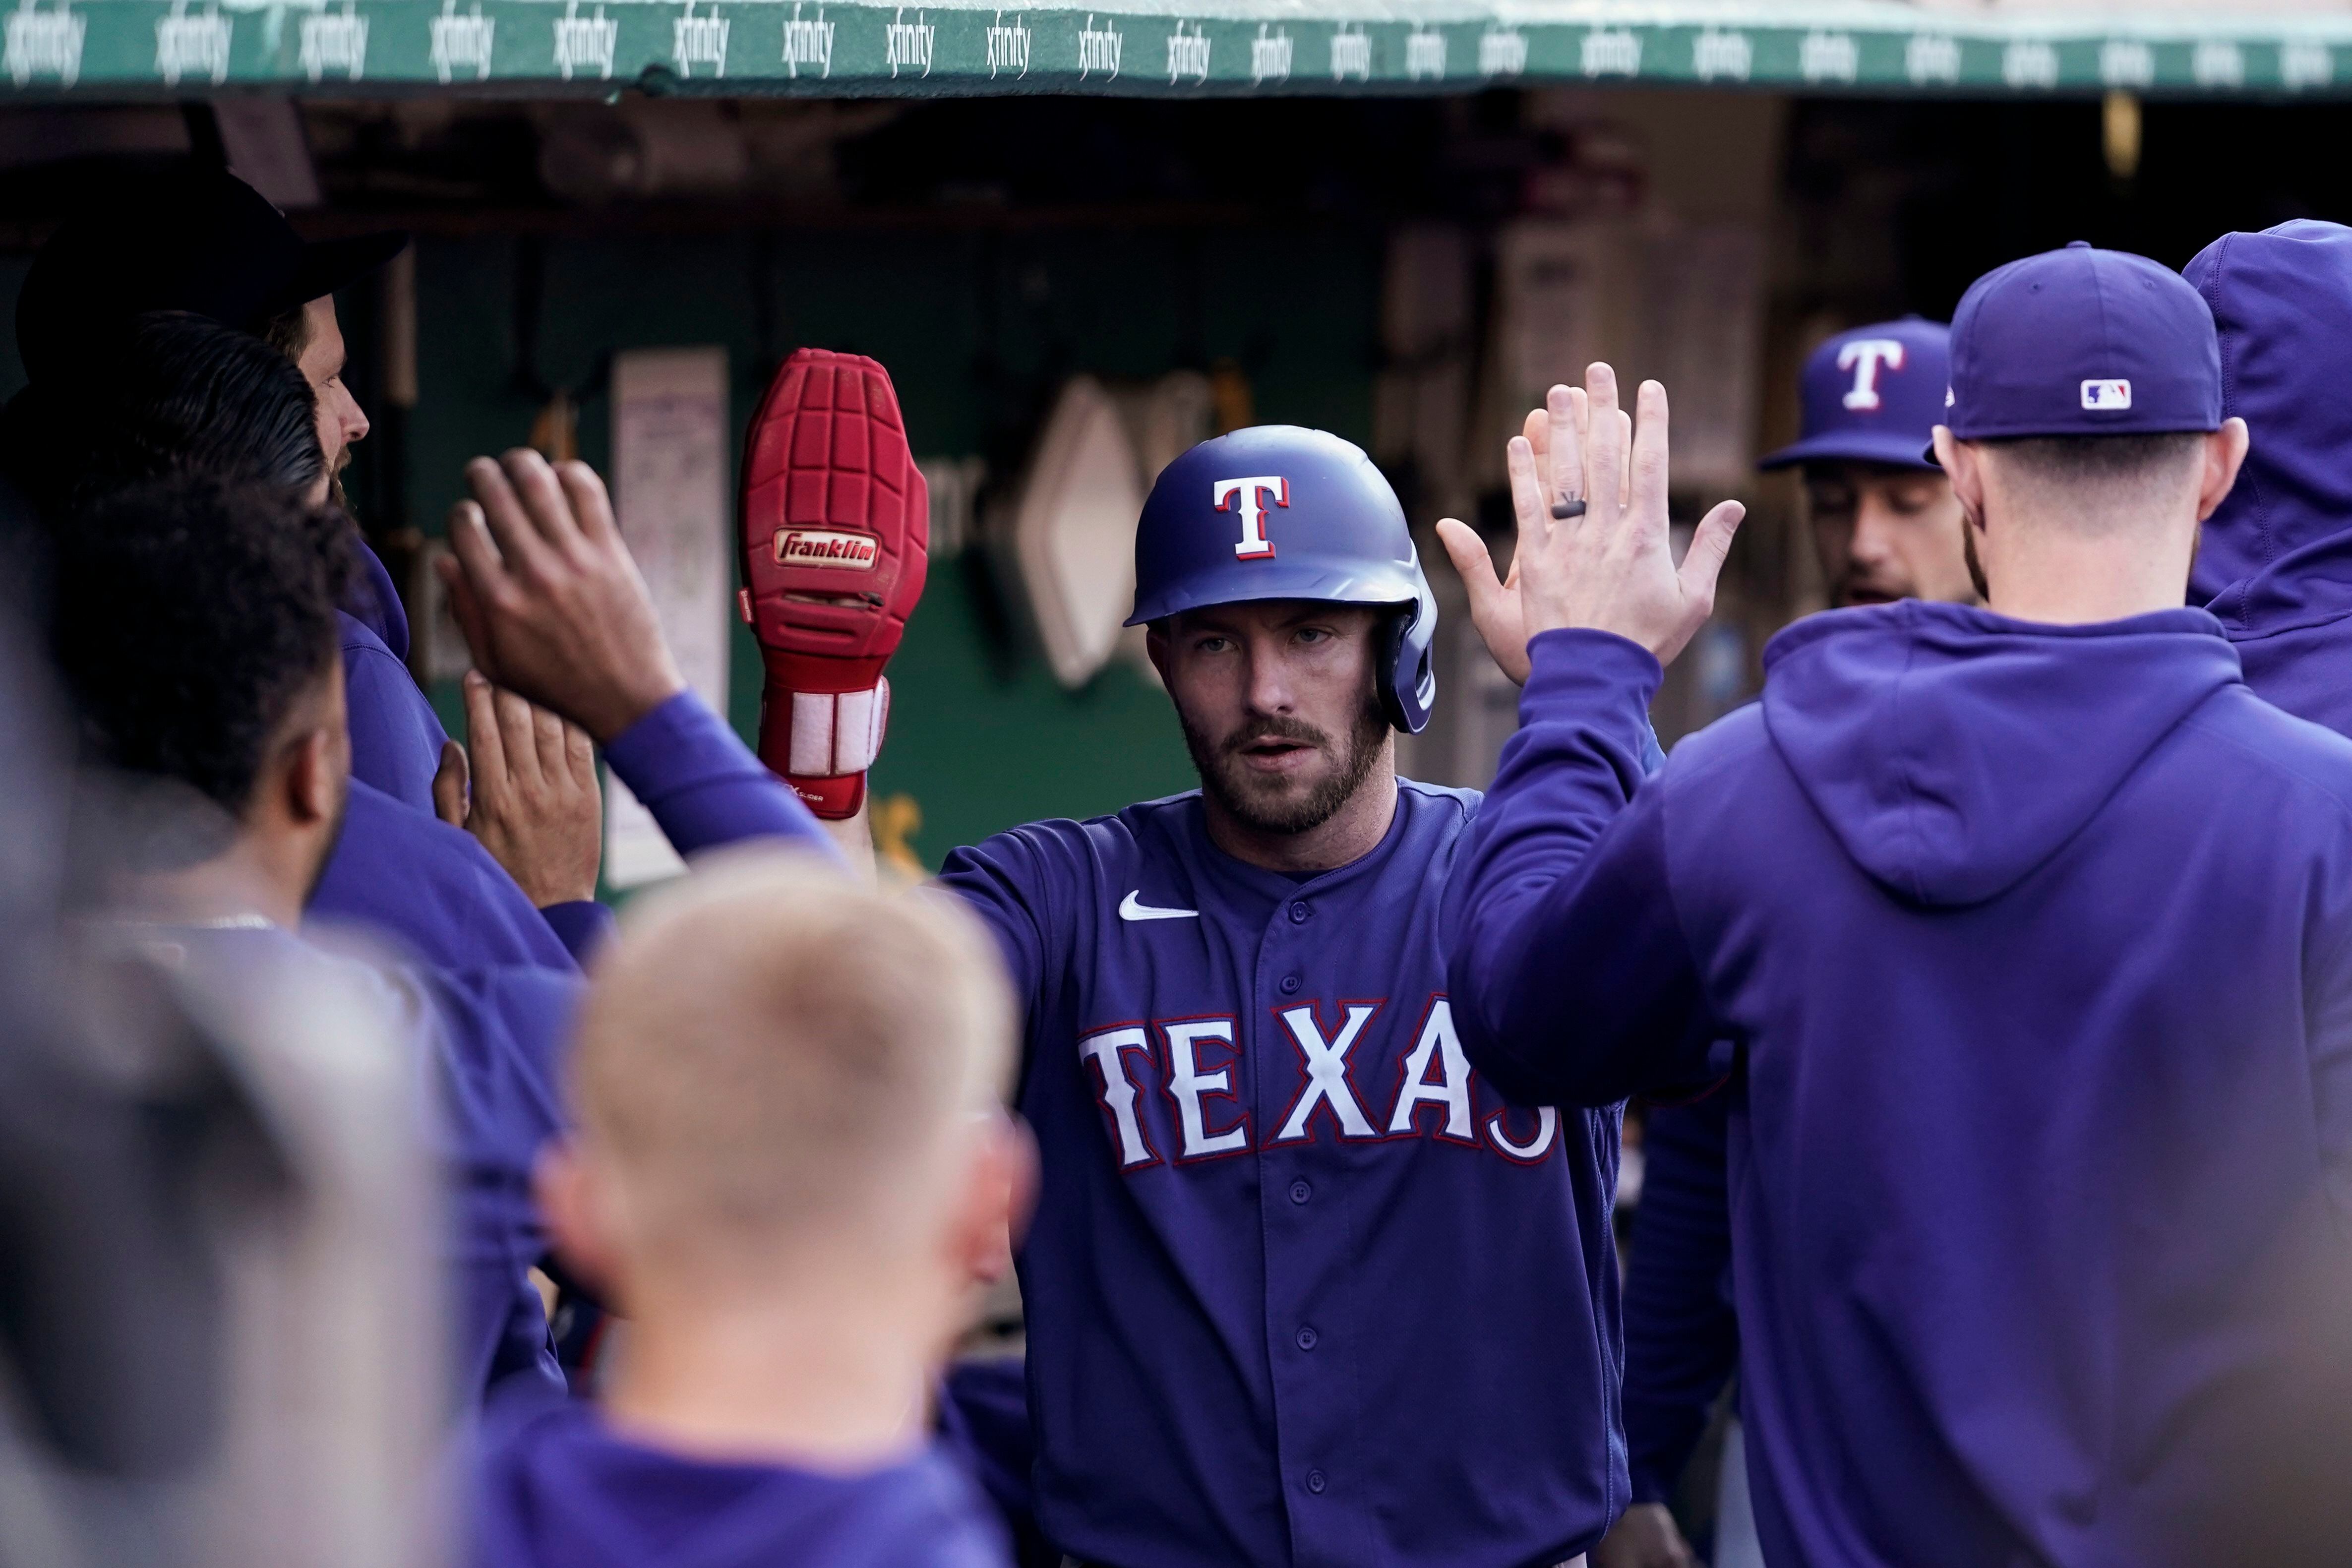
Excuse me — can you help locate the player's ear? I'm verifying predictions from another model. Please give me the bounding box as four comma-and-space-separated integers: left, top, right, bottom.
272, 661, 347, 830
1932, 428, 1986, 536
2196, 418, 2251, 523
283, 725, 339, 827
1144, 622, 1173, 687
535, 1138, 623, 1302
950, 1111, 1037, 1290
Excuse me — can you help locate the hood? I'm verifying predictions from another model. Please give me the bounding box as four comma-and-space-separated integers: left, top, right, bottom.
2184, 221, 2352, 635
1761, 601, 2240, 907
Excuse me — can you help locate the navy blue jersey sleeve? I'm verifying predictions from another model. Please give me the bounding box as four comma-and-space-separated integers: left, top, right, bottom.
1622, 1092, 1740, 1505
311, 781, 580, 975
1444, 628, 1717, 1107
934, 827, 1074, 1017
600, 691, 840, 864
537, 900, 616, 967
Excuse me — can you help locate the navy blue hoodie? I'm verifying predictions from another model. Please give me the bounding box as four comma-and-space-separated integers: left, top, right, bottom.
2186, 220, 2352, 735
1448, 606, 2352, 1566
472, 1395, 1011, 1568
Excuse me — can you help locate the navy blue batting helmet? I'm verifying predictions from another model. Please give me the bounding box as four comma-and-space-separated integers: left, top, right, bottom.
1125, 425, 1437, 734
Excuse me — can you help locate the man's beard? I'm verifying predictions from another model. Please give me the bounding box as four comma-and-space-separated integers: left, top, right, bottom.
1180, 698, 1390, 837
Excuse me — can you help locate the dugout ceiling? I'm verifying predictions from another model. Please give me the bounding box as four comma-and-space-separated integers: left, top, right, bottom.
5, 0, 2352, 99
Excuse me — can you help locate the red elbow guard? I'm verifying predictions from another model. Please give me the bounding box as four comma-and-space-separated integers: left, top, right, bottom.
737, 349, 930, 819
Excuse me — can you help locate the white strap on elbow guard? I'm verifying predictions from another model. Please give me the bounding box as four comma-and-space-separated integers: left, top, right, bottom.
785, 678, 891, 778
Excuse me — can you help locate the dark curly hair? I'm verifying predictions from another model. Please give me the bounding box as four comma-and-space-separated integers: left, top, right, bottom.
48, 478, 355, 825
0, 310, 324, 521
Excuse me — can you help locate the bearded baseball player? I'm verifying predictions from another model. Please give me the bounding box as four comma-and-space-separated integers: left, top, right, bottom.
911, 417, 1731, 1568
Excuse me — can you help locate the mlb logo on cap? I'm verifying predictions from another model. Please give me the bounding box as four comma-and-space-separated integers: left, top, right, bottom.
1940, 241, 2220, 449
2081, 379, 2132, 410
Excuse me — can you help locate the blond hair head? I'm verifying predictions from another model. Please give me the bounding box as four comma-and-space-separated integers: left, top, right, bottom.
569, 848, 1015, 1274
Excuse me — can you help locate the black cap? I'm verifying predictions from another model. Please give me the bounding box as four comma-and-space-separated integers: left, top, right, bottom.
15, 166, 407, 388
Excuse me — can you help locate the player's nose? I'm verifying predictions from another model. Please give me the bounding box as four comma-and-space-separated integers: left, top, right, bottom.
1849, 493, 1900, 565
1241, 649, 1296, 716
340, 385, 371, 447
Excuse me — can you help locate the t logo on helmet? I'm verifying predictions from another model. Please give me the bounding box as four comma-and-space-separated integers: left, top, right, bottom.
1837, 339, 1906, 411
1215, 476, 1288, 560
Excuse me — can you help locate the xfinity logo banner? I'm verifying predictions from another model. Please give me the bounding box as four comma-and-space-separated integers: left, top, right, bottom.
429, 0, 495, 81
300, 0, 368, 80
1165, 18, 1206, 83
780, 1, 831, 75
552, 1, 616, 80
155, 0, 229, 86
1077, 12, 1118, 78
985, 9, 1027, 76
884, 5, 931, 76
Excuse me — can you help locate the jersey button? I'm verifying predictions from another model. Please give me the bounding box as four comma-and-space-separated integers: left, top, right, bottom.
1296, 1326, 1319, 1351
1289, 1179, 1312, 1204
1279, 974, 1301, 995
1306, 1469, 1327, 1495
1289, 900, 1312, 923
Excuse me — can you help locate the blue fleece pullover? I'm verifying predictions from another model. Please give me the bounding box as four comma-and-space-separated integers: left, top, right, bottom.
1448, 606, 2352, 1567
1619, 1089, 1738, 1509
2187, 220, 2352, 736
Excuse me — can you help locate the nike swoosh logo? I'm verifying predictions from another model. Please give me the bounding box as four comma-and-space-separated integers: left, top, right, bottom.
1119, 890, 1200, 922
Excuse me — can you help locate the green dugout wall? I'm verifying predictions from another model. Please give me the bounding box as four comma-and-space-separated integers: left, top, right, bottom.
401, 223, 1378, 866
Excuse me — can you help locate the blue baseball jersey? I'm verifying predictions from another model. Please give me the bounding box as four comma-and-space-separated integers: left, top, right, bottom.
937, 782, 1628, 1568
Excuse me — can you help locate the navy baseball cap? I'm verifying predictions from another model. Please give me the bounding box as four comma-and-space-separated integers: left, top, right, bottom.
16, 166, 407, 390
1759, 316, 1949, 473
1934, 241, 2221, 458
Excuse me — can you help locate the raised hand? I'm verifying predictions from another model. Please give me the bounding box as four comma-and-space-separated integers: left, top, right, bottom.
1508, 363, 1743, 669
1438, 386, 1599, 685
434, 670, 603, 907
436, 448, 687, 744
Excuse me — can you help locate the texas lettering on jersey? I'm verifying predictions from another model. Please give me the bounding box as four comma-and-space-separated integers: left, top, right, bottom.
1077, 994, 1561, 1169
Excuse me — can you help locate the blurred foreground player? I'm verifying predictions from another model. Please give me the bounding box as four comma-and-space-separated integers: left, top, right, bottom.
471, 851, 1026, 1568
1449, 247, 2352, 1566
1599, 316, 1966, 1568
1, 311, 602, 977
45, 475, 577, 1403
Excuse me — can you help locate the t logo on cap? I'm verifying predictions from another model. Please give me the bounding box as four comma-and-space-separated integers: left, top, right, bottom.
1838, 339, 1907, 411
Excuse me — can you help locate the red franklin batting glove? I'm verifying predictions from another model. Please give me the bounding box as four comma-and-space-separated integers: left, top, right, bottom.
738, 349, 929, 819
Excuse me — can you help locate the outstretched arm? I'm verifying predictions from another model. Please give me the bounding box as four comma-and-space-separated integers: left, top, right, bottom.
1443, 367, 1739, 1106
437, 449, 841, 868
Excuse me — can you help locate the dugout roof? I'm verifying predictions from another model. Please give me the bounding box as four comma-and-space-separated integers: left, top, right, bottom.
5, 0, 2351, 99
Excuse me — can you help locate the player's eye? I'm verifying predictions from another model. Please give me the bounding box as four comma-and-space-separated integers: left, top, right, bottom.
1194, 635, 1233, 655
1295, 626, 1332, 645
